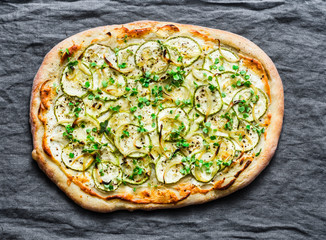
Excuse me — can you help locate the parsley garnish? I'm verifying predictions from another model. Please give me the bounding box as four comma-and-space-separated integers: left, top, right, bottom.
130, 106, 137, 113
167, 67, 185, 87
118, 62, 127, 69
99, 120, 111, 135
255, 149, 262, 156
90, 62, 97, 68
121, 130, 130, 139
102, 80, 108, 88
110, 105, 121, 112
67, 60, 78, 72
84, 81, 90, 88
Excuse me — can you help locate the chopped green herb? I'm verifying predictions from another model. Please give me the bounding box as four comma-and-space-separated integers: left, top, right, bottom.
255, 149, 262, 157
243, 81, 252, 87
88, 94, 94, 100
67, 60, 78, 71
209, 84, 216, 92
118, 62, 127, 69
210, 65, 217, 70
102, 80, 108, 88
121, 130, 130, 138
114, 47, 119, 56
110, 105, 121, 112
130, 106, 137, 113
100, 62, 108, 69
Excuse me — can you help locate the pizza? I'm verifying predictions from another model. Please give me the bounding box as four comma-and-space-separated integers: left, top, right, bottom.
30, 21, 283, 212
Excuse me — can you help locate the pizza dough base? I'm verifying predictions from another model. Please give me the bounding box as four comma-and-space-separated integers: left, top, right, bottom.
30, 21, 284, 212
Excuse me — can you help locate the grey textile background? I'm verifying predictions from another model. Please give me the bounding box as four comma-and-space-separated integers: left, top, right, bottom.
0, 0, 325, 239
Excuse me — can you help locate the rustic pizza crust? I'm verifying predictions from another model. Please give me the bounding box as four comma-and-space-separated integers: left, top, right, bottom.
30, 21, 283, 212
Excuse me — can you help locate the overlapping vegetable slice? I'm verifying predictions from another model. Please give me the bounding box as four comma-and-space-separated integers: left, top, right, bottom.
135, 41, 169, 74
93, 161, 122, 191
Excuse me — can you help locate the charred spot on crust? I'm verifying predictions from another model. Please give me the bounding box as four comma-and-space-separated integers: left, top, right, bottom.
106, 31, 112, 36
40, 81, 53, 109
218, 178, 236, 190
189, 29, 217, 43
60, 44, 81, 62
116, 27, 152, 42
42, 137, 53, 157
128, 28, 151, 38
141, 191, 150, 198
159, 24, 180, 32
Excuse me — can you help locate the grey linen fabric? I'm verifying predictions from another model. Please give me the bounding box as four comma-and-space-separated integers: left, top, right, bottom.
0, 0, 325, 239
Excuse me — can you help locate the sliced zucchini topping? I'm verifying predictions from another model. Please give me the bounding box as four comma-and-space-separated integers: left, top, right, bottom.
93, 161, 122, 191
203, 48, 240, 73
157, 108, 189, 141
188, 108, 205, 133
120, 156, 151, 185
62, 142, 94, 171
162, 85, 192, 112
83, 93, 112, 119
107, 112, 133, 136
191, 137, 235, 182
206, 104, 239, 133
114, 124, 151, 158
232, 88, 268, 122
191, 149, 219, 183
132, 104, 158, 132
156, 152, 189, 184
117, 44, 139, 73
194, 85, 223, 117
100, 146, 119, 165
82, 44, 113, 68
53, 34, 270, 191
92, 67, 127, 99
231, 121, 260, 152
215, 137, 236, 170
54, 95, 85, 124
164, 36, 201, 67
181, 134, 205, 156
192, 68, 219, 87
61, 61, 92, 97
135, 40, 169, 74
71, 117, 101, 144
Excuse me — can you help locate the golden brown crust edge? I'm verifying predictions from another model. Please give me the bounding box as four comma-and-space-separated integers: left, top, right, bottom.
30, 20, 284, 212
